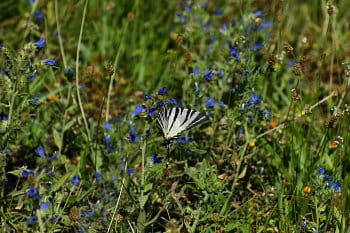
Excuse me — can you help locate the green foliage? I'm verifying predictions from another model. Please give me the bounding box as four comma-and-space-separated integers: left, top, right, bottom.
1, 0, 350, 232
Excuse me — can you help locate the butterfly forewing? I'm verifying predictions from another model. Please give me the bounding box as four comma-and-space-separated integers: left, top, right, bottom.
157, 107, 206, 140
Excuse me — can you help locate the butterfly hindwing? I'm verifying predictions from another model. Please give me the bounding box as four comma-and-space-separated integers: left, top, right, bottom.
157, 106, 206, 140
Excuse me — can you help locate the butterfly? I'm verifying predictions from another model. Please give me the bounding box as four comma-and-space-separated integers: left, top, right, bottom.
156, 106, 206, 150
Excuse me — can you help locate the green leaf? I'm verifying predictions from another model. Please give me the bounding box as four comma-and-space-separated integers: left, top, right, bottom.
51, 172, 72, 192
137, 209, 146, 233
144, 183, 153, 193
224, 222, 241, 231
53, 129, 62, 149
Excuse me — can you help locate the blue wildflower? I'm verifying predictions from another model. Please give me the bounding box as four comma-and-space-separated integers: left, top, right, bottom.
1, 113, 8, 121
204, 70, 213, 81
34, 38, 45, 49
253, 11, 263, 18
103, 135, 114, 152
252, 20, 272, 31
214, 9, 224, 15
248, 114, 254, 121
287, 60, 297, 67
318, 167, 325, 176
252, 41, 264, 51
71, 175, 80, 186
177, 137, 192, 144
133, 105, 147, 116
65, 68, 74, 79
220, 24, 228, 33
40, 202, 51, 211
129, 127, 140, 143
35, 146, 45, 157
22, 169, 34, 178
34, 10, 43, 20
330, 181, 341, 192
114, 117, 122, 123
2, 148, 10, 154
49, 216, 57, 223
27, 72, 36, 81
170, 98, 182, 106
158, 86, 167, 95
104, 122, 112, 131
144, 93, 151, 100
146, 129, 151, 137
44, 59, 56, 66
150, 154, 163, 164
127, 168, 135, 174
27, 187, 40, 199
93, 172, 102, 183
193, 67, 200, 76
230, 46, 241, 61
27, 216, 38, 226
218, 101, 225, 107
28, 0, 35, 4
205, 97, 215, 107
28, 96, 40, 105
147, 107, 156, 117
325, 174, 332, 182
247, 93, 261, 109
217, 69, 224, 78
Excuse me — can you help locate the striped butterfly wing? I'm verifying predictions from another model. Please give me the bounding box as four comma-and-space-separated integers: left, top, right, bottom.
157, 107, 206, 140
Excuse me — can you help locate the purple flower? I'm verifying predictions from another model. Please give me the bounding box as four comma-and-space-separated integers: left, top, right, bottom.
144, 93, 151, 100
104, 122, 112, 131
220, 24, 228, 33
158, 86, 167, 95
204, 70, 213, 81
133, 105, 147, 116
150, 154, 163, 164
28, 0, 35, 4
217, 69, 225, 78
103, 135, 114, 152
230, 46, 241, 61
148, 107, 156, 117
2, 148, 10, 154
71, 175, 80, 186
205, 97, 215, 108
40, 202, 51, 211
27, 216, 38, 226
34, 38, 46, 49
170, 98, 182, 106
44, 59, 56, 67
35, 146, 45, 157
193, 67, 200, 76
27, 187, 40, 199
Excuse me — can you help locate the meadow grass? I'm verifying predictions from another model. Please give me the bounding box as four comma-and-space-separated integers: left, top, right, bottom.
0, 0, 350, 232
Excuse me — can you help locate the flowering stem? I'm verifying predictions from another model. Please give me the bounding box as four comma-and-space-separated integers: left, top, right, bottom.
107, 163, 127, 233
105, 21, 129, 122
75, 0, 94, 156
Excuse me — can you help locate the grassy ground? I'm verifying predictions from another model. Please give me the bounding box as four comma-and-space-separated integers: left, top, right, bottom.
1, 0, 350, 232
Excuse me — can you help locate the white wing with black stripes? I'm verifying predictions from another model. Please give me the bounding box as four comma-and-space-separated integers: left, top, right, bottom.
156, 107, 206, 140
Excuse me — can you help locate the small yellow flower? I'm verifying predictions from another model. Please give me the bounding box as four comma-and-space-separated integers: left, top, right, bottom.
303, 185, 312, 195
248, 141, 255, 147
